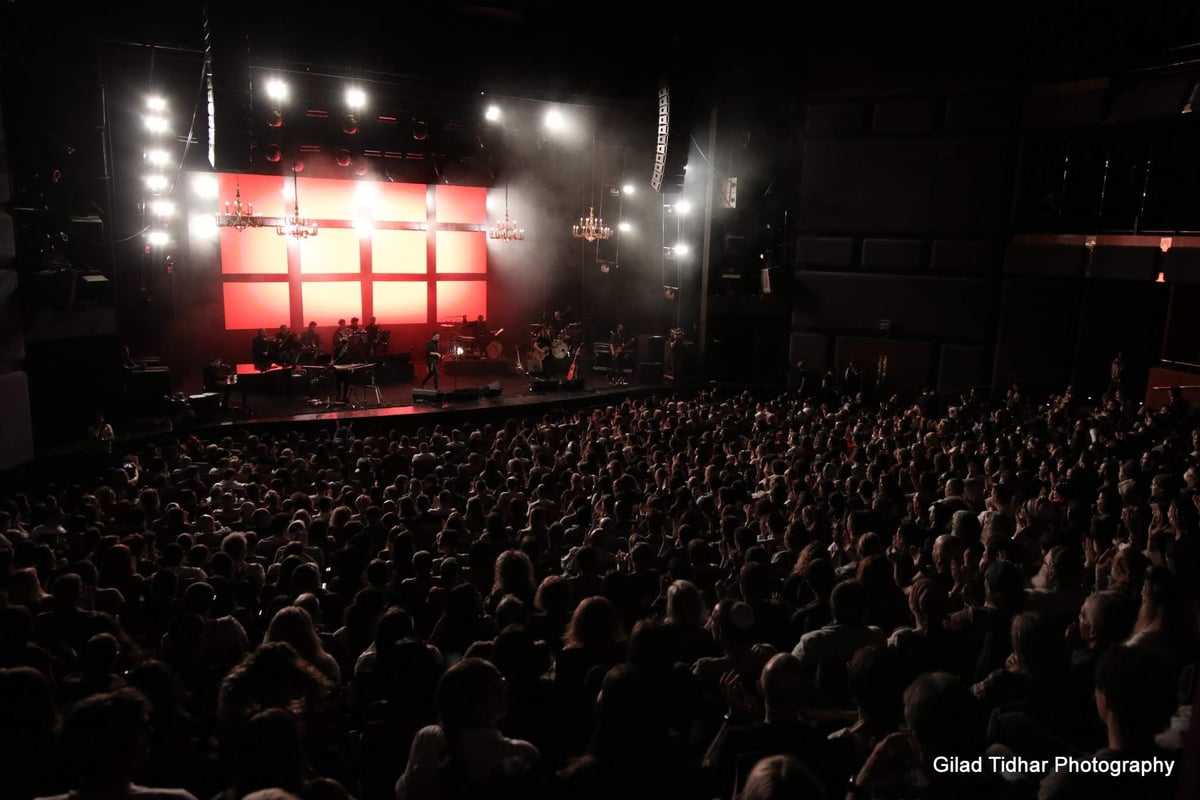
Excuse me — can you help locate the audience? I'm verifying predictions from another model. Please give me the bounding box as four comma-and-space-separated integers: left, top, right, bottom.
0, 380, 1194, 800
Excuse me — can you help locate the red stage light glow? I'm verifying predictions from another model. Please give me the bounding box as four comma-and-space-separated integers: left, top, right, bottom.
212, 173, 486, 331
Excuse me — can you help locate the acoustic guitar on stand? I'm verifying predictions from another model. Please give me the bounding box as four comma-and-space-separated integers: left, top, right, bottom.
565, 345, 582, 383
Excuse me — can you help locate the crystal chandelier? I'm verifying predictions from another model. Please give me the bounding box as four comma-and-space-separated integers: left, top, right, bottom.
276, 168, 318, 240
489, 185, 524, 242
572, 206, 612, 242
215, 183, 264, 230
572, 133, 613, 242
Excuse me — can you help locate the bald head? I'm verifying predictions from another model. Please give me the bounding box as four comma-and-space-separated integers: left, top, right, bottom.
933, 533, 962, 575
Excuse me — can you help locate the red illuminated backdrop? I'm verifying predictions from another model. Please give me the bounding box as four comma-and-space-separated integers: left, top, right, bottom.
214, 174, 488, 330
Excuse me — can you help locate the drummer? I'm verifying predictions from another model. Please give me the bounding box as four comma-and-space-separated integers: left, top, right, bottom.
468, 314, 492, 342
549, 310, 568, 339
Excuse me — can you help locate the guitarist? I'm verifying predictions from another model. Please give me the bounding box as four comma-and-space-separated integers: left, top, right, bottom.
529, 325, 552, 374
610, 323, 631, 385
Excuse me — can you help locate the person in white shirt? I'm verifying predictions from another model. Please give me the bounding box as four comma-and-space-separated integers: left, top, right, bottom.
791, 580, 885, 687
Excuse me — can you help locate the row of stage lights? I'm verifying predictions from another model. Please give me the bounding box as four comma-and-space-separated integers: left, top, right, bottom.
143, 95, 174, 248
145, 83, 696, 254
261, 77, 578, 133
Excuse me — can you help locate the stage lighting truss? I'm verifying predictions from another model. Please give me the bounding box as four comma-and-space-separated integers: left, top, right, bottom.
214, 184, 265, 231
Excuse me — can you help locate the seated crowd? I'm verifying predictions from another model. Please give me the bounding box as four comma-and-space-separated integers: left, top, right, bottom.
0, 380, 1197, 800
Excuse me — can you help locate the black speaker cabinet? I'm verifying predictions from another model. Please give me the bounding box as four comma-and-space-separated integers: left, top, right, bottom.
529, 377, 561, 393
412, 388, 443, 404
637, 335, 666, 363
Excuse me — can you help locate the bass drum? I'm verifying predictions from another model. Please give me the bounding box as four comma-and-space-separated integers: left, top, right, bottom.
486, 340, 504, 360
551, 339, 570, 359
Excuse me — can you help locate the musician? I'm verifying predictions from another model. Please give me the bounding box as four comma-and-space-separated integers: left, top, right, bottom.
365, 316, 380, 352
252, 328, 272, 370
349, 317, 363, 335
550, 310, 567, 339
300, 321, 320, 350
468, 314, 491, 341
530, 325, 552, 374
610, 323, 631, 384
203, 357, 243, 409
333, 319, 349, 362
274, 324, 300, 366
421, 332, 442, 390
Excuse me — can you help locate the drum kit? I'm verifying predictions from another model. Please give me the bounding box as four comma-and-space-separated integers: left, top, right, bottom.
440, 319, 506, 360
527, 321, 581, 374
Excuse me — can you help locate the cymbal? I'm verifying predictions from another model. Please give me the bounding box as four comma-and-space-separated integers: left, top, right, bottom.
439, 323, 458, 328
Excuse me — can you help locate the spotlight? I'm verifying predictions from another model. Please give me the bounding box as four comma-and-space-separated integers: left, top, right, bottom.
345, 86, 366, 109
354, 218, 373, 233
146, 96, 166, 111
144, 115, 168, 134
412, 120, 429, 141
145, 174, 169, 192
674, 242, 690, 256
190, 213, 218, 242
335, 148, 352, 167
675, 199, 692, 215
618, 221, 632, 233
149, 200, 175, 217
485, 105, 501, 122
343, 114, 359, 135
544, 109, 563, 130
354, 159, 369, 177
265, 78, 288, 102
147, 230, 170, 247
455, 346, 465, 356
355, 181, 379, 208
190, 173, 219, 198
146, 149, 169, 166
268, 110, 283, 128
265, 144, 282, 162
622, 183, 635, 195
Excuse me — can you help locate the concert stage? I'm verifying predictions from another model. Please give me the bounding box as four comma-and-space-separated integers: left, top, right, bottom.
188, 371, 686, 435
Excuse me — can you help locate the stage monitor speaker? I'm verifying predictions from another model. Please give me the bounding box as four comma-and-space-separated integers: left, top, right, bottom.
530, 377, 561, 393
481, 381, 502, 397
449, 387, 482, 400
412, 388, 443, 404
561, 377, 584, 391
637, 335, 666, 363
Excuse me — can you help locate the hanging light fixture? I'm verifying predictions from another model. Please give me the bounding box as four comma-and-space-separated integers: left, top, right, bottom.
277, 167, 318, 239
571, 133, 612, 242
489, 184, 524, 242
215, 181, 264, 231
572, 206, 611, 242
